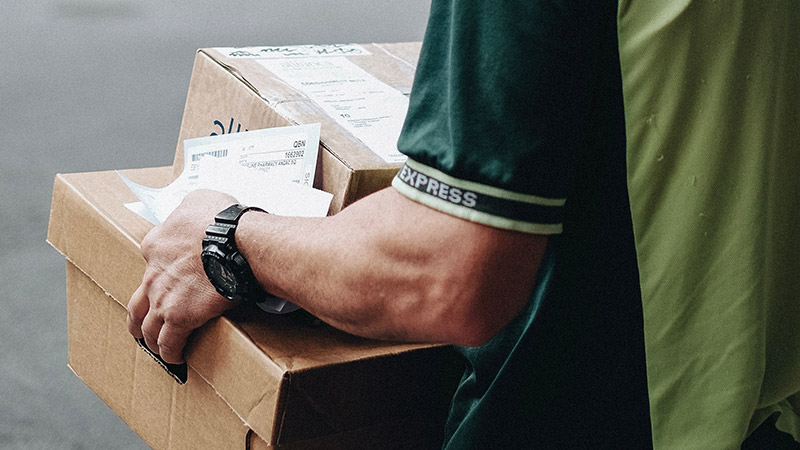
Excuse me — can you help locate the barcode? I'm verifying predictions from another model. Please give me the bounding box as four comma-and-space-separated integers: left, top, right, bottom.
191, 149, 228, 161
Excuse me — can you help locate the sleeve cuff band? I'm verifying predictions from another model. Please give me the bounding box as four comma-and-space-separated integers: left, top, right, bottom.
392, 159, 565, 234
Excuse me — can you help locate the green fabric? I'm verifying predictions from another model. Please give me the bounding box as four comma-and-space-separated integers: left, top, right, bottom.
396, 0, 800, 447
397, 1, 609, 204
775, 395, 800, 441
618, 1, 800, 448
396, 1, 652, 448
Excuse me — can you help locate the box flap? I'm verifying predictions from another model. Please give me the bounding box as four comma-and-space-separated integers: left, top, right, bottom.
47, 167, 167, 304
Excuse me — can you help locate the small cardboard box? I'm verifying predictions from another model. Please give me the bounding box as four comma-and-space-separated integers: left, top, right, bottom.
174, 43, 421, 214
48, 167, 462, 449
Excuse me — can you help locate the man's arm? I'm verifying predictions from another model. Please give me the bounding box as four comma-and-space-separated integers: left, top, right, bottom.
239, 186, 548, 344
128, 188, 547, 363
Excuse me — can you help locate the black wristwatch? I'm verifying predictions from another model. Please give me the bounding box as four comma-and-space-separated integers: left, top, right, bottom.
201, 204, 267, 302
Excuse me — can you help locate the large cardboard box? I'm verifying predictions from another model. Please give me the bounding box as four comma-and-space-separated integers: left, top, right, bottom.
174, 43, 421, 214
48, 167, 462, 449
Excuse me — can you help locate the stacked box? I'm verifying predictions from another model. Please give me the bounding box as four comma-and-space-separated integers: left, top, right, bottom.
48, 42, 465, 449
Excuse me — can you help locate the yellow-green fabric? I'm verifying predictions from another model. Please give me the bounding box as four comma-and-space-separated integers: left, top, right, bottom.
618, 1, 800, 448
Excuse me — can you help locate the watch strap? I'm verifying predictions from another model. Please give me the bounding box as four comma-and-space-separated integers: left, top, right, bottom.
215, 204, 267, 224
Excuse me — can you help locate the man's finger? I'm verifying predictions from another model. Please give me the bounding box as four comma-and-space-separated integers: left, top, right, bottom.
127, 284, 150, 339
140, 310, 164, 355
157, 323, 193, 364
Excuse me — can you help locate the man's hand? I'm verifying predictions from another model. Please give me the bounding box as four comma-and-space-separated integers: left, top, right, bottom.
127, 189, 239, 364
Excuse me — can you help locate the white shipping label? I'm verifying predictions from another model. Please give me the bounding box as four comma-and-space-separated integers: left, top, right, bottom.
258, 57, 409, 164
184, 123, 320, 187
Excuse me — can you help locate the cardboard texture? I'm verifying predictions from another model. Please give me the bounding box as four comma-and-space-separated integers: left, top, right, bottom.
48, 167, 462, 449
173, 42, 421, 214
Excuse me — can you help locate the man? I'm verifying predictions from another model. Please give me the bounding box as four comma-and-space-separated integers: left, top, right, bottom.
128, 1, 800, 448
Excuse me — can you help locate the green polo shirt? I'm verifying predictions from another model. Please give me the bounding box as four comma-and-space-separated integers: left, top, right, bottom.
394, 0, 800, 448
395, 1, 651, 448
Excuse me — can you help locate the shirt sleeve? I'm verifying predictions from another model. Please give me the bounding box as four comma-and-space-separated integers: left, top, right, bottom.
394, 0, 616, 234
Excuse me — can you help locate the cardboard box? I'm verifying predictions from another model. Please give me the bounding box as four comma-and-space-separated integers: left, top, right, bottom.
48, 167, 462, 449
174, 43, 421, 214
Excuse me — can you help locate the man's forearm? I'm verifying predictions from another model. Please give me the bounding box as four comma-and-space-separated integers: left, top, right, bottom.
237, 187, 548, 346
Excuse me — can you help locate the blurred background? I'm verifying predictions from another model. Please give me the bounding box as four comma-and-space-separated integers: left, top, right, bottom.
0, 1, 430, 447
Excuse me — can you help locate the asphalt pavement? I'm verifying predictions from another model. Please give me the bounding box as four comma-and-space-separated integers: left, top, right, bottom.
0, 1, 429, 448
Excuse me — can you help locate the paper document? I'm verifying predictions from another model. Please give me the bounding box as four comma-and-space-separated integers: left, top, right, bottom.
120, 123, 332, 314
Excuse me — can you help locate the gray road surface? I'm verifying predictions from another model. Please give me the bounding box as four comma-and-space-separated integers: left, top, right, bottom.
0, 1, 430, 448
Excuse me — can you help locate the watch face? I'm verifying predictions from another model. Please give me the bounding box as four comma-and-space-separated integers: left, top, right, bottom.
204, 257, 239, 296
